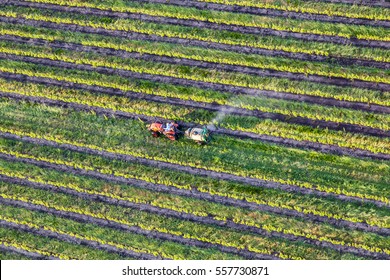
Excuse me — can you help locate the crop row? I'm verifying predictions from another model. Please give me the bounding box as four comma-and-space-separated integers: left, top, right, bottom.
1, 98, 389, 203
2, 195, 273, 260
4, 88, 390, 162
8, 82, 390, 157
0, 100, 389, 204
1, 37, 388, 97
1, 37, 390, 112
1, 135, 389, 232
0, 224, 126, 260
0, 203, 240, 260
15, 0, 390, 41
0, 34, 390, 92
4, 176, 378, 259
5, 74, 371, 129
0, 180, 369, 260
2, 108, 380, 205
2, 62, 389, 155
118, 0, 390, 29
195, 0, 389, 21
0, 30, 390, 105
2, 18, 388, 65
1, 72, 389, 135
2, 80, 389, 161
1, 218, 159, 260
0, 242, 58, 260
1, 156, 389, 255
1, 4, 389, 56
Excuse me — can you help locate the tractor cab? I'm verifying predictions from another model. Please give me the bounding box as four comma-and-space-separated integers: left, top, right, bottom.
185, 126, 210, 144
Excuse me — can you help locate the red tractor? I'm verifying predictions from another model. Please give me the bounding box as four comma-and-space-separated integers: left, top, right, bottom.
147, 121, 180, 141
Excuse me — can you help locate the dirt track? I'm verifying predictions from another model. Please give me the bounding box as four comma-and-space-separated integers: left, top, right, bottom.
318, 0, 389, 8
0, 243, 57, 260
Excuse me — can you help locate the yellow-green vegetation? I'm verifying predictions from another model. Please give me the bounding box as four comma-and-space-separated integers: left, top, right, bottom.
0, 0, 389, 260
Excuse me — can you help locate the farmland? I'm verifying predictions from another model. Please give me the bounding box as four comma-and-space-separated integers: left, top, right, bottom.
0, 0, 389, 260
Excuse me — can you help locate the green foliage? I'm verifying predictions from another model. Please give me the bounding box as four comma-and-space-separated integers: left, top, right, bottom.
1, 5, 390, 63
0, 0, 389, 261
1, 157, 389, 254
0, 30, 389, 88
0, 61, 389, 154
0, 99, 389, 204
0, 75, 389, 131
196, 0, 390, 21
0, 135, 389, 228
0, 225, 125, 259
0, 204, 238, 260
0, 249, 32, 260
21, 0, 390, 41
0, 181, 366, 259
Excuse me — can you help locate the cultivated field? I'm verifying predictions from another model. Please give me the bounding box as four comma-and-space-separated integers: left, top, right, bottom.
0, 0, 389, 260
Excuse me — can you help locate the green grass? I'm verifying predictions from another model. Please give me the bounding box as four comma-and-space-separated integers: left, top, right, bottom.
0, 181, 367, 260
0, 0, 389, 261
0, 98, 389, 204
21, 0, 390, 41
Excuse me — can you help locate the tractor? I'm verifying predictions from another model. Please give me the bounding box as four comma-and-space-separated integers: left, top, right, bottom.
147, 121, 180, 141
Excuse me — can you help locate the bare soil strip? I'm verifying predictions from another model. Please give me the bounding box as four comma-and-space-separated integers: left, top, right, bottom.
0, 197, 278, 260
1, 174, 387, 259
4, 1, 389, 49
0, 244, 58, 260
